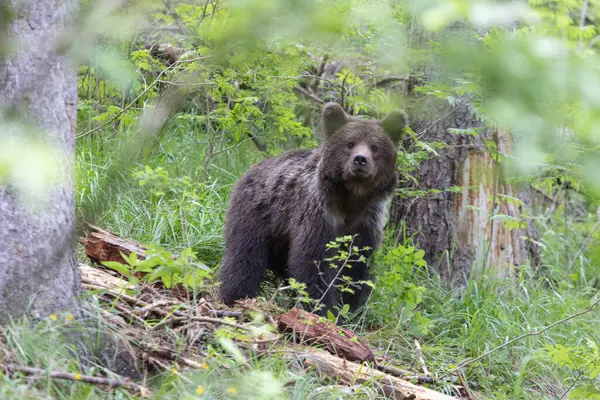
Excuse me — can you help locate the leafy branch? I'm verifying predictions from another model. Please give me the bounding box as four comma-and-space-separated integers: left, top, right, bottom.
76, 55, 209, 140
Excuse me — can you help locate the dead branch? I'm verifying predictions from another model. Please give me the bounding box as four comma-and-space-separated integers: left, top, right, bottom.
439, 296, 600, 380
293, 85, 324, 104
82, 283, 148, 308
133, 342, 205, 370
113, 303, 149, 327
210, 309, 242, 318
156, 315, 254, 331
235, 298, 279, 329
456, 370, 474, 400
296, 347, 457, 400
2, 363, 151, 397
377, 364, 435, 385
136, 300, 182, 317
80, 265, 250, 331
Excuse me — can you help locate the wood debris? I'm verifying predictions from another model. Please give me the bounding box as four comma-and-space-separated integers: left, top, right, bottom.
82, 225, 148, 265
278, 307, 374, 363
297, 347, 457, 400
76, 226, 468, 399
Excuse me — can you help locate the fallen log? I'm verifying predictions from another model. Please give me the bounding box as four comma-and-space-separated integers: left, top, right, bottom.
277, 308, 374, 363
297, 347, 457, 400
82, 225, 148, 264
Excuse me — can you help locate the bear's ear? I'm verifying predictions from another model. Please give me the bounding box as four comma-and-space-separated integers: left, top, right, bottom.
321, 102, 348, 138
381, 109, 409, 144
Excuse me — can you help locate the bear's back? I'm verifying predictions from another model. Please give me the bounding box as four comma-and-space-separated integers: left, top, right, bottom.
225, 148, 325, 236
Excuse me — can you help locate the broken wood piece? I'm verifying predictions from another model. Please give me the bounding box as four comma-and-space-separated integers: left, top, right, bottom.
277, 308, 374, 363
79, 263, 135, 290
414, 339, 431, 377
298, 347, 457, 400
83, 225, 148, 264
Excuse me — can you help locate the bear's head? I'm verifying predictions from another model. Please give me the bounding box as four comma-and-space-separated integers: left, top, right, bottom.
319, 102, 408, 196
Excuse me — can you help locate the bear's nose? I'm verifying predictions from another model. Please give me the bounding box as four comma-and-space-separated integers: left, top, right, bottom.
354, 155, 368, 167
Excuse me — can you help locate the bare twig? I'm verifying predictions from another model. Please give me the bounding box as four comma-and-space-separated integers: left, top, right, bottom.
83, 277, 247, 330
2, 364, 151, 396
208, 137, 253, 159
82, 283, 149, 308
236, 300, 278, 329
566, 209, 600, 274
266, 313, 278, 329
293, 86, 324, 104
439, 297, 600, 380
268, 284, 292, 304
247, 130, 268, 153
113, 303, 149, 327
413, 94, 477, 141
136, 300, 182, 317
456, 370, 474, 400
210, 309, 242, 318
559, 354, 600, 399
311, 237, 357, 316
146, 356, 195, 384
150, 309, 182, 331
376, 363, 435, 384
162, 0, 190, 37
134, 343, 205, 369
159, 315, 254, 331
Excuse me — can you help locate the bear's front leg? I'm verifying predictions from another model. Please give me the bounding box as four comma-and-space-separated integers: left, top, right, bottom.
219, 232, 270, 306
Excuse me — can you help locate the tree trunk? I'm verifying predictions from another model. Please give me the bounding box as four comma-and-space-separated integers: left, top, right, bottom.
391, 98, 541, 284
0, 0, 79, 323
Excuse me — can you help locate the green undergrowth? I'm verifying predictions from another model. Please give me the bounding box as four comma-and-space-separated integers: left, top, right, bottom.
0, 122, 597, 399
72, 127, 600, 399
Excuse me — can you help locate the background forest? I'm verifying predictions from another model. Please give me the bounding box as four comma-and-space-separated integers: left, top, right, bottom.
2, 0, 600, 399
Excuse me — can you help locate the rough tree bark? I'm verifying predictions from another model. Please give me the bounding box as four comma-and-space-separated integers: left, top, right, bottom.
390, 98, 541, 284
0, 0, 80, 323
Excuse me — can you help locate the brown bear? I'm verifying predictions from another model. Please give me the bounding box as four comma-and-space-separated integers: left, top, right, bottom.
218, 102, 408, 316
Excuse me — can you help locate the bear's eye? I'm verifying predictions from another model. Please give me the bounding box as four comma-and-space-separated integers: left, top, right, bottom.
347, 142, 354, 149
371, 145, 378, 152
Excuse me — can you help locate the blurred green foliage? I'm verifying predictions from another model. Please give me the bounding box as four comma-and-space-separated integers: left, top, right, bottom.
2, 0, 600, 398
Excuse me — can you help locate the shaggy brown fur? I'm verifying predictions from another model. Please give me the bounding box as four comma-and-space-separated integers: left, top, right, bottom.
219, 102, 408, 316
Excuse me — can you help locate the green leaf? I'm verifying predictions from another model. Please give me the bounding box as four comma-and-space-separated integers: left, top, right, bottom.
326, 310, 335, 322
101, 261, 131, 277
127, 251, 138, 267
134, 257, 161, 272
